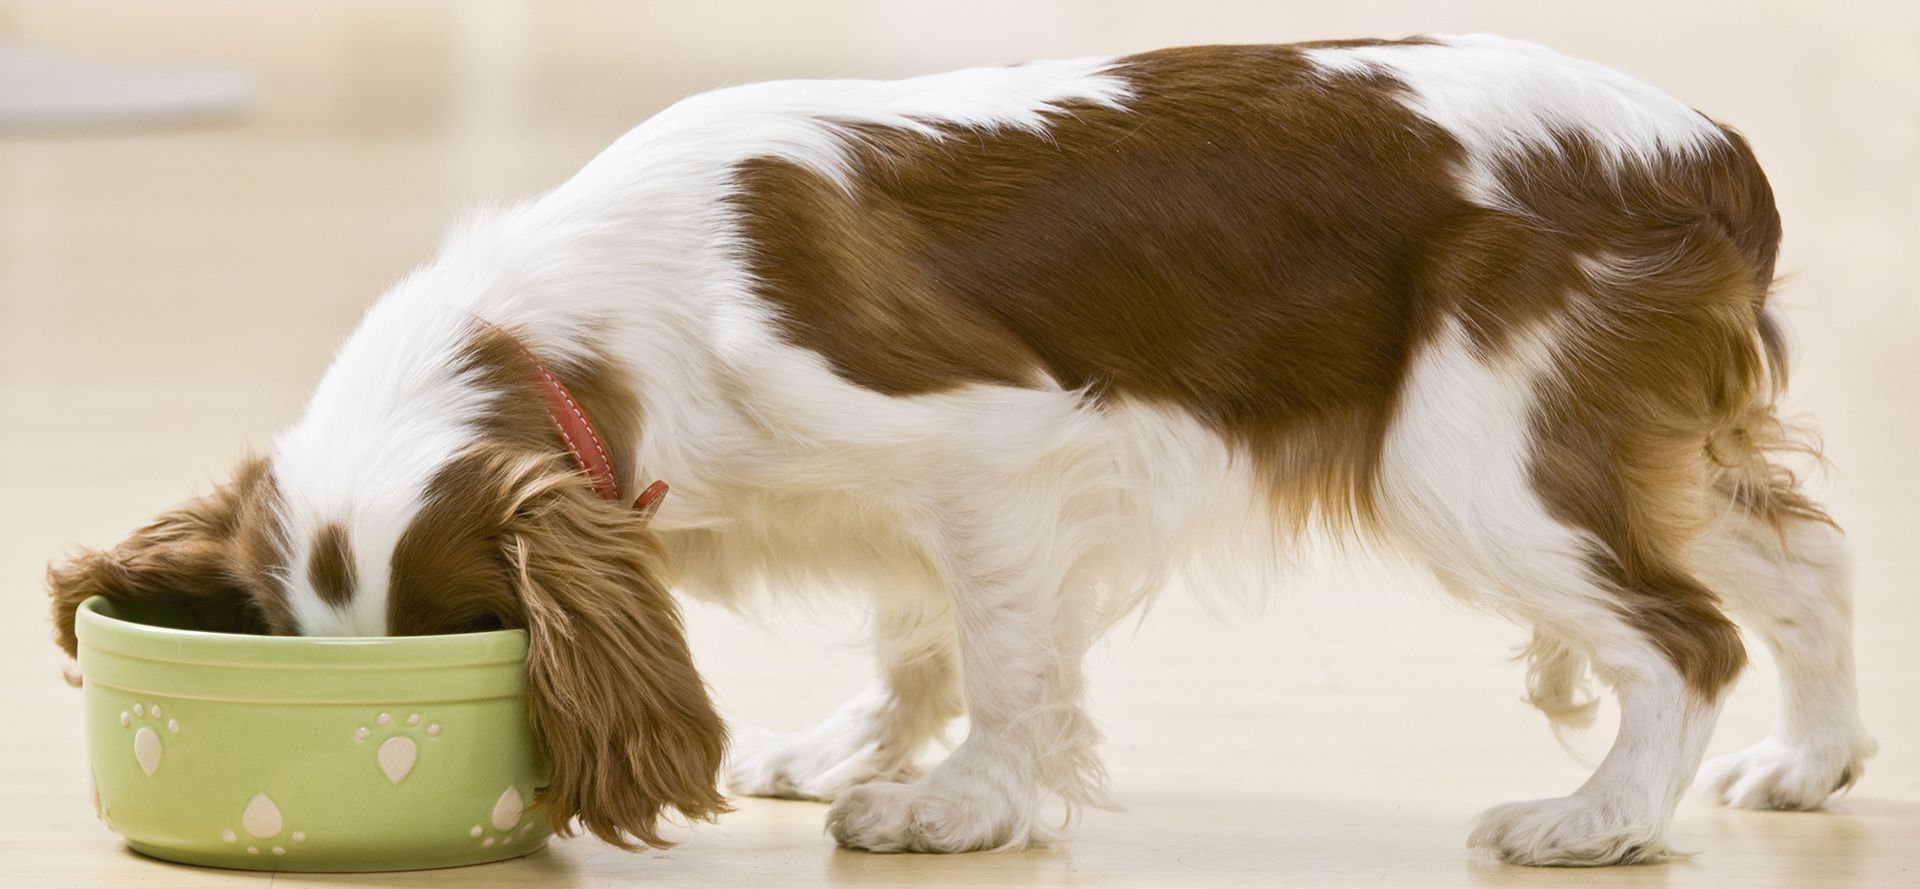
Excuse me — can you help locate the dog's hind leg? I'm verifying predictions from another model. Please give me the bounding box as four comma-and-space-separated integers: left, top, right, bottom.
1693, 491, 1875, 810
1379, 318, 1740, 866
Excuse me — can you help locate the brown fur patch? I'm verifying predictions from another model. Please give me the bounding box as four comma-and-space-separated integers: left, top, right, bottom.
391, 447, 727, 847
732, 43, 1476, 530
505, 454, 729, 848
728, 43, 1795, 696
1489, 132, 1790, 696
386, 326, 723, 848
387, 452, 521, 636
306, 523, 357, 607
388, 321, 646, 634
463, 322, 644, 499
47, 455, 294, 654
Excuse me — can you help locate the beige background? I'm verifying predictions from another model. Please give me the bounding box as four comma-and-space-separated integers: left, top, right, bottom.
2, 1, 1915, 887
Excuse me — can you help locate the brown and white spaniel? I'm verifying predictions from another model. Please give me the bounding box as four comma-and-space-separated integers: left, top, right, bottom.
49, 35, 1873, 865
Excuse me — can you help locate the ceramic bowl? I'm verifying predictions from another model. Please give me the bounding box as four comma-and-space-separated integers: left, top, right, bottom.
76, 596, 550, 872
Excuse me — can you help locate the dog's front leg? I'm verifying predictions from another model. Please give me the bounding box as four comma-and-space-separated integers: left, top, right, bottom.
826, 490, 1109, 853
727, 602, 963, 800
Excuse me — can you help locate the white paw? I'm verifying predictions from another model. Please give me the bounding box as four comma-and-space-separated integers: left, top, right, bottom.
1468, 795, 1666, 866
1698, 735, 1873, 810
726, 723, 923, 802
826, 778, 1025, 853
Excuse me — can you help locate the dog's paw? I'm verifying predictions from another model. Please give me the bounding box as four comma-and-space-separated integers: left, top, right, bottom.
1698, 735, 1874, 811
725, 722, 922, 802
826, 779, 1022, 853
1469, 795, 1666, 867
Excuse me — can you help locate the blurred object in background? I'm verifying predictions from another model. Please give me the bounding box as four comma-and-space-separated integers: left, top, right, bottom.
0, 41, 252, 132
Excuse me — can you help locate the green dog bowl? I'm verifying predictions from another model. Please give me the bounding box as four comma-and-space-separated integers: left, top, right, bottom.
75, 596, 551, 871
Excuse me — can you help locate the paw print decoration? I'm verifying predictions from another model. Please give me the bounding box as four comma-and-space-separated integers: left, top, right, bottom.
470, 787, 538, 848
119, 702, 180, 777
221, 793, 306, 858
93, 698, 543, 864
355, 711, 441, 784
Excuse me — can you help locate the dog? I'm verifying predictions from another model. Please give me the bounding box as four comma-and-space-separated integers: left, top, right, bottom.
48, 35, 1875, 865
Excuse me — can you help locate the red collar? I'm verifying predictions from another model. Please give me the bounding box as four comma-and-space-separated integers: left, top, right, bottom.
479, 319, 667, 520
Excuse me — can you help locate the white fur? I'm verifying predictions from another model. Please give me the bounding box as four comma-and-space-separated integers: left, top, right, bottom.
728, 605, 963, 801
1303, 34, 1726, 208
272, 276, 501, 636
1693, 509, 1877, 808
262, 41, 1865, 862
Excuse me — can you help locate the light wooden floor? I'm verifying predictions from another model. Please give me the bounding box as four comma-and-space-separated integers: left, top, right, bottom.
2, 2, 1916, 887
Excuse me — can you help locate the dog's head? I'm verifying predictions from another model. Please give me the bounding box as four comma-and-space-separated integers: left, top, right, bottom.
47, 322, 727, 849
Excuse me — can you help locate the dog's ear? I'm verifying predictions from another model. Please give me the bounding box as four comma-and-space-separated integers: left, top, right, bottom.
504, 463, 729, 849
47, 456, 281, 657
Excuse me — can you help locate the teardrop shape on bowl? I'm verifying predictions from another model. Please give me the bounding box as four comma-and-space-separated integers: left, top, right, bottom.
242, 792, 282, 839
132, 727, 162, 777
377, 736, 417, 784
491, 786, 524, 832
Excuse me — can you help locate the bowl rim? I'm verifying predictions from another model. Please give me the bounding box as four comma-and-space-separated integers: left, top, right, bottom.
76, 596, 529, 669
